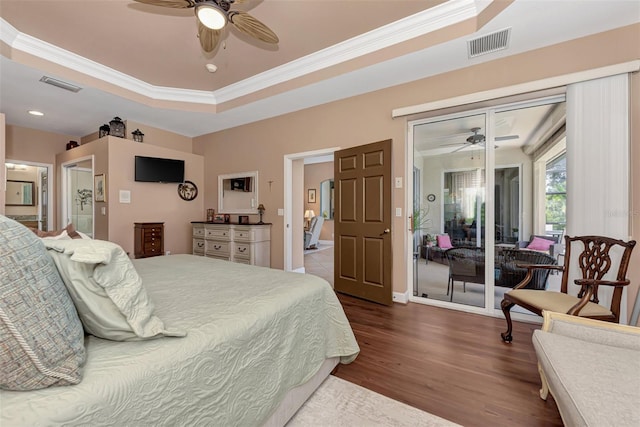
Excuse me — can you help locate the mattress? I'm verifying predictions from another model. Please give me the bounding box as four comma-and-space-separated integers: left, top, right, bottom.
0, 255, 359, 426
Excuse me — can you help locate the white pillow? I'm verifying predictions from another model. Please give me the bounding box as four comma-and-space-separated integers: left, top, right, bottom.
43, 239, 185, 341
76, 231, 91, 239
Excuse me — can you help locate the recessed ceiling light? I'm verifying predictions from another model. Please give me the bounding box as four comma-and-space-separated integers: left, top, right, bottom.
205, 63, 218, 73
28, 110, 44, 116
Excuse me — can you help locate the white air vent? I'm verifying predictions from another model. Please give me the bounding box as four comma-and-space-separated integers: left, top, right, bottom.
39, 76, 82, 93
467, 28, 511, 58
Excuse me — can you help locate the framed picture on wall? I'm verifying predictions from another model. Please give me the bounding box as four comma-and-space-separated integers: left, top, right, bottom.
94, 174, 106, 202
308, 188, 316, 203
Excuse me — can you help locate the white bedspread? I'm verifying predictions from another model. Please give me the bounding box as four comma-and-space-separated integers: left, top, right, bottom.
0, 255, 359, 426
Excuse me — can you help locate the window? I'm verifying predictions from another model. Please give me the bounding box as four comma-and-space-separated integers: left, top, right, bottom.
545, 153, 566, 232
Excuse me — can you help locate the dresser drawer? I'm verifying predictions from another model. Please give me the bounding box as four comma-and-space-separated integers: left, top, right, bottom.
233, 243, 253, 259
193, 239, 205, 254
206, 241, 230, 256
143, 233, 160, 242
144, 245, 162, 256
233, 258, 251, 265
206, 228, 230, 240
233, 228, 253, 241
193, 227, 205, 238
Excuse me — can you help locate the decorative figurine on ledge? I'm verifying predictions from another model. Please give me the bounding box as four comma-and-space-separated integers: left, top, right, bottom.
109, 117, 125, 138
99, 124, 110, 138
132, 128, 144, 143
257, 204, 265, 224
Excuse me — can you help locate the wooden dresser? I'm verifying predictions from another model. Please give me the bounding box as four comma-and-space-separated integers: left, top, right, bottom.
134, 222, 164, 259
191, 222, 271, 267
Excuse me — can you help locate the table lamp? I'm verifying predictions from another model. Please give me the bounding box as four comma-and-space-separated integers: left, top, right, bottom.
257, 204, 265, 224
304, 209, 315, 228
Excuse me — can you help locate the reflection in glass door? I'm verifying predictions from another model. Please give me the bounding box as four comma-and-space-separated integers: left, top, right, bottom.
62, 158, 94, 237
412, 113, 487, 309
410, 97, 567, 317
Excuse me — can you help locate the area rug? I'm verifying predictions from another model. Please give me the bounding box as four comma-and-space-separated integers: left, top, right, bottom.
287, 376, 460, 427
303, 242, 333, 255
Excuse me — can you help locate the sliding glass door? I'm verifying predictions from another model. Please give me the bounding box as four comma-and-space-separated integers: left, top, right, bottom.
410, 96, 566, 316
412, 112, 487, 310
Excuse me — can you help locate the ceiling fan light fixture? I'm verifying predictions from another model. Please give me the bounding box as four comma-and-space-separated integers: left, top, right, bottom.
196, 2, 227, 30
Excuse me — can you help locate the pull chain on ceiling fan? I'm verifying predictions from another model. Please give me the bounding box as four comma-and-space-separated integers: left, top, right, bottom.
134, 0, 279, 52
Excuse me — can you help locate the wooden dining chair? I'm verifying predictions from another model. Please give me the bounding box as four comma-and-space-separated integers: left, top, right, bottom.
500, 235, 636, 343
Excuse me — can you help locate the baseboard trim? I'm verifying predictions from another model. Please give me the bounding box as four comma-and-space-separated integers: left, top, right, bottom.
393, 290, 410, 304
292, 267, 305, 274
318, 240, 334, 245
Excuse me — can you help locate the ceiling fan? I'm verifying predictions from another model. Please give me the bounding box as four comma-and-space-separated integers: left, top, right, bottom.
441, 127, 519, 153
133, 0, 279, 52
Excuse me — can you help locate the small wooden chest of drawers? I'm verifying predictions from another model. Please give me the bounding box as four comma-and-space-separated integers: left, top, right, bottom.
134, 222, 164, 259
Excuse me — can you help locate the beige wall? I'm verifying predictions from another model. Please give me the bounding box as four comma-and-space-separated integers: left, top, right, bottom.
304, 162, 335, 241
56, 136, 204, 255
106, 138, 204, 256
5, 125, 76, 226
193, 24, 640, 312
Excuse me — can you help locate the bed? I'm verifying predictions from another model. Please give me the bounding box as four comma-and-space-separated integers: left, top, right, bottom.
0, 215, 360, 426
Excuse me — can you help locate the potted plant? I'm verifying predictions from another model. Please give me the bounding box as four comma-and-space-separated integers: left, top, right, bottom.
413, 203, 433, 247
425, 234, 437, 247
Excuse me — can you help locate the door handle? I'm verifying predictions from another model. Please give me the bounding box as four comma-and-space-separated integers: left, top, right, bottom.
381, 228, 390, 235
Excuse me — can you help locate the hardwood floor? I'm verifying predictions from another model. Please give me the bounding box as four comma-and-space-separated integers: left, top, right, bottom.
332, 293, 563, 427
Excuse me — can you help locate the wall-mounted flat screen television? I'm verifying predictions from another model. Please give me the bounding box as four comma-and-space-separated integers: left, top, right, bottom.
135, 155, 185, 183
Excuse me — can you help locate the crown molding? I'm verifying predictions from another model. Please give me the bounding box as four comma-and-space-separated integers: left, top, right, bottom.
0, 0, 489, 107
213, 0, 489, 103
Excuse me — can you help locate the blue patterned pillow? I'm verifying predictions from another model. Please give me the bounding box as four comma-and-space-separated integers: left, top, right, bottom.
0, 215, 86, 390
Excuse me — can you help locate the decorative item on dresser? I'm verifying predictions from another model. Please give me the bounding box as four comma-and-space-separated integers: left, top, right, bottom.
134, 222, 164, 259
191, 222, 271, 267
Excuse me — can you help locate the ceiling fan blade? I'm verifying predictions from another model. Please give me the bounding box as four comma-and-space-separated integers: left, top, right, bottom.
440, 142, 467, 147
451, 144, 470, 153
133, 0, 195, 8
495, 134, 519, 141
229, 11, 279, 44
198, 21, 221, 52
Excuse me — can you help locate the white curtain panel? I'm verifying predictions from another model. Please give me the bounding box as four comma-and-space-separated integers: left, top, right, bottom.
566, 73, 630, 321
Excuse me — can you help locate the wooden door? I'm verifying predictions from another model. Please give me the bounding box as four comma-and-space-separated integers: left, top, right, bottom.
334, 139, 392, 305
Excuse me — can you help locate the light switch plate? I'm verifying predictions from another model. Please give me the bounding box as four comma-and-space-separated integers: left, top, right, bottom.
396, 207, 402, 217
277, 208, 284, 216
395, 177, 402, 188
119, 190, 131, 203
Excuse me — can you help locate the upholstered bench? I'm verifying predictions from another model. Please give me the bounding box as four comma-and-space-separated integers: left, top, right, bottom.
532, 311, 640, 426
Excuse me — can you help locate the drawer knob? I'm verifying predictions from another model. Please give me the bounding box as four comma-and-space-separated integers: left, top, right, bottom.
239, 247, 247, 253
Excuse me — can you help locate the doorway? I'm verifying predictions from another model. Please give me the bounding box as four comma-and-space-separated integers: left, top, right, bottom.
4, 160, 53, 231
303, 156, 335, 285
284, 147, 339, 273
61, 156, 94, 237
409, 96, 567, 317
